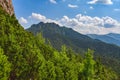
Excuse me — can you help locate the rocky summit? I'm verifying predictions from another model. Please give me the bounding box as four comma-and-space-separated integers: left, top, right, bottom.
0, 0, 14, 16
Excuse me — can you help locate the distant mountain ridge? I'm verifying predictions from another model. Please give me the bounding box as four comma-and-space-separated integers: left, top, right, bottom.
108, 33, 120, 41
87, 33, 120, 46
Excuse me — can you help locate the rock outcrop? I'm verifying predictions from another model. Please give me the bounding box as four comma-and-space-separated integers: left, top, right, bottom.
0, 0, 14, 16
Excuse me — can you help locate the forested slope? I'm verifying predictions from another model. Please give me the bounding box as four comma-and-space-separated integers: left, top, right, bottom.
27, 22, 120, 59
27, 22, 120, 75
0, 5, 119, 80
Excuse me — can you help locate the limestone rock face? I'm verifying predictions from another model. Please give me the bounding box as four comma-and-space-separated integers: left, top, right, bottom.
0, 0, 14, 16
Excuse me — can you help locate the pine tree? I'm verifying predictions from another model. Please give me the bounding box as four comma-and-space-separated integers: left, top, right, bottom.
82, 49, 95, 80
0, 47, 11, 80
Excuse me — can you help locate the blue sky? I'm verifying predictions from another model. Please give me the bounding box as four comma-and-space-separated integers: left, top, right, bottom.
12, 0, 120, 34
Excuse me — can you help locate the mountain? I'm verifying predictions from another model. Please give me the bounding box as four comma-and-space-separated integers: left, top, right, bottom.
87, 33, 120, 46
27, 22, 120, 73
27, 22, 120, 58
108, 33, 120, 41
0, 0, 119, 79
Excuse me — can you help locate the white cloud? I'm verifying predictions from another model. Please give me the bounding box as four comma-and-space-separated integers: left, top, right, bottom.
49, 0, 57, 4
90, 6, 94, 9
29, 13, 120, 35
114, 9, 120, 11
31, 13, 46, 21
68, 4, 78, 8
59, 14, 120, 34
19, 17, 28, 24
30, 13, 60, 25
88, 0, 113, 5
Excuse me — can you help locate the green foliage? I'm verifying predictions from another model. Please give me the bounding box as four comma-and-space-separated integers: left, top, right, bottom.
94, 58, 118, 80
36, 33, 45, 44
27, 21, 120, 75
0, 47, 11, 80
82, 49, 95, 80
0, 6, 119, 80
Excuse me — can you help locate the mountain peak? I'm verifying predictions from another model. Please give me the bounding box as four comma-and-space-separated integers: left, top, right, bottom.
0, 0, 14, 16
38, 22, 60, 26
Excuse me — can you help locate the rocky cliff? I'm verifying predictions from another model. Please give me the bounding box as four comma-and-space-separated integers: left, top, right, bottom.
0, 0, 14, 16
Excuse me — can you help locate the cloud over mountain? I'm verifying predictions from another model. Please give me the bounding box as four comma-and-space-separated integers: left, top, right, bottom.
30, 13, 60, 25
59, 14, 120, 34
28, 13, 120, 35
19, 17, 28, 24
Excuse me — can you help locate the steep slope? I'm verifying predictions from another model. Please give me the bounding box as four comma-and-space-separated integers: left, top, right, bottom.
88, 33, 120, 46
0, 6, 45, 79
1, 7, 118, 80
27, 22, 120, 58
27, 22, 120, 75
0, 1, 119, 79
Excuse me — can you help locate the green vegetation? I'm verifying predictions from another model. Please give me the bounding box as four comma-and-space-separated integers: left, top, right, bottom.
27, 22, 120, 75
27, 22, 120, 60
0, 47, 11, 80
0, 6, 119, 80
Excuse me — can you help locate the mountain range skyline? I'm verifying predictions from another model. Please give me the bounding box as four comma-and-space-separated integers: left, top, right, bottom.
12, 0, 120, 35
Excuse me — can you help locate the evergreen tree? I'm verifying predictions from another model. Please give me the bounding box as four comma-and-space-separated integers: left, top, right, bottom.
0, 47, 11, 80
0, 5, 119, 80
82, 49, 95, 80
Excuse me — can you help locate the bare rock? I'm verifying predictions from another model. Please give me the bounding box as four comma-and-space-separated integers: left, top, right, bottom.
0, 0, 14, 16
